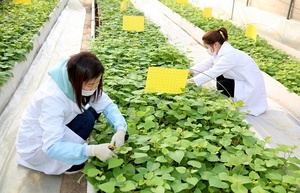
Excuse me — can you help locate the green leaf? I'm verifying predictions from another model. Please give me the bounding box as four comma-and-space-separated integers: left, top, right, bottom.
251, 185, 268, 193
209, 176, 229, 189
155, 156, 168, 162
108, 158, 124, 169
187, 160, 202, 168
288, 156, 300, 165
181, 130, 195, 138
171, 180, 189, 192
151, 185, 165, 193
282, 175, 298, 184
131, 152, 148, 158
162, 173, 175, 181
116, 174, 126, 182
144, 120, 156, 129
186, 177, 199, 186
231, 182, 248, 193
273, 185, 286, 193
160, 165, 174, 173
147, 161, 160, 172
168, 150, 185, 163
151, 176, 164, 186
138, 145, 150, 151
249, 171, 260, 180
120, 181, 136, 192
144, 172, 154, 180
86, 168, 101, 177
200, 171, 214, 180
98, 181, 115, 193
133, 173, 143, 181
175, 166, 186, 173
265, 171, 282, 182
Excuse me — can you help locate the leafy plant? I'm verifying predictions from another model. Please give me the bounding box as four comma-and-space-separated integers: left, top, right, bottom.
81, 0, 300, 192
159, 0, 300, 95
0, 0, 59, 89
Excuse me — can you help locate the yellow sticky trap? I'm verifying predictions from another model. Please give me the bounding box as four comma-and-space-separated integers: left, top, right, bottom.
177, 0, 188, 4
122, 16, 145, 31
245, 24, 257, 41
13, 0, 31, 4
145, 67, 189, 94
203, 8, 212, 18
120, 0, 127, 12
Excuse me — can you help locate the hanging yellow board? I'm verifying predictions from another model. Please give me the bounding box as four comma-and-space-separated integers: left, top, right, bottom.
203, 8, 212, 18
122, 16, 145, 31
145, 67, 189, 94
120, 0, 127, 12
245, 24, 257, 41
13, 0, 31, 4
177, 0, 188, 4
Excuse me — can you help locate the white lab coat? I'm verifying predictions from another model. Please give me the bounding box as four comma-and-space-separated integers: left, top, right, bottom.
191, 42, 267, 116
16, 77, 114, 174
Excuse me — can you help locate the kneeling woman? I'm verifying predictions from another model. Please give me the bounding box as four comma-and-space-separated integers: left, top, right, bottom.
188, 27, 267, 116
16, 51, 127, 175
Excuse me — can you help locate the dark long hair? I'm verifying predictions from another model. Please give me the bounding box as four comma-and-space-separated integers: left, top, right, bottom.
67, 51, 104, 109
202, 26, 228, 46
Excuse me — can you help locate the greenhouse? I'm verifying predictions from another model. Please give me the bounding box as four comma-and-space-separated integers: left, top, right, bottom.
0, 0, 300, 192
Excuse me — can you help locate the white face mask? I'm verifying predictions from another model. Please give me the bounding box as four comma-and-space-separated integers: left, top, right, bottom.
206, 47, 216, 56
82, 89, 96, 96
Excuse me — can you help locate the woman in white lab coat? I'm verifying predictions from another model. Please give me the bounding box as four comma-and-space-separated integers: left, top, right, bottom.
16, 51, 127, 175
188, 27, 267, 116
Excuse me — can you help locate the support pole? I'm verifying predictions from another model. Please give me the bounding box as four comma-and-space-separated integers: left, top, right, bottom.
287, 0, 295, 19
230, 0, 236, 20
246, 0, 250, 6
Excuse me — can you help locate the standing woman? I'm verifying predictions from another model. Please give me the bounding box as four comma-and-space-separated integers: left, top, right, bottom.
188, 27, 267, 116
16, 51, 127, 175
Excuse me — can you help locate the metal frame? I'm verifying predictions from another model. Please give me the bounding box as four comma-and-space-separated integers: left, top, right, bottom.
241, 0, 296, 20
287, 0, 295, 19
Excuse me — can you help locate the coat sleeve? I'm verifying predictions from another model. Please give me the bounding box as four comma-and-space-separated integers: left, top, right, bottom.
46, 142, 89, 165
91, 91, 127, 131
103, 103, 127, 131
189, 57, 214, 75
192, 54, 236, 86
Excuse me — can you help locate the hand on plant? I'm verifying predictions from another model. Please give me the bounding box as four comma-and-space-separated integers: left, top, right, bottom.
186, 78, 194, 84
110, 129, 126, 147
90, 143, 117, 162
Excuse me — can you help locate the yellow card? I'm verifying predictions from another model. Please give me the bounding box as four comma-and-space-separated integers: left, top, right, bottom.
122, 16, 145, 31
177, 0, 188, 4
120, 0, 127, 12
245, 24, 257, 41
145, 67, 189, 94
203, 8, 212, 18
13, 0, 31, 4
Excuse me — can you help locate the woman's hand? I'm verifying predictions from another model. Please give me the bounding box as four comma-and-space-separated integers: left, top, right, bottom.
89, 143, 117, 162
110, 129, 126, 147
188, 69, 194, 74
186, 78, 195, 84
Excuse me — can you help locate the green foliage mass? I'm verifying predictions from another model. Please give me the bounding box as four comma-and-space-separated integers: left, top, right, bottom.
82, 0, 300, 192
0, 0, 59, 88
159, 0, 300, 95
